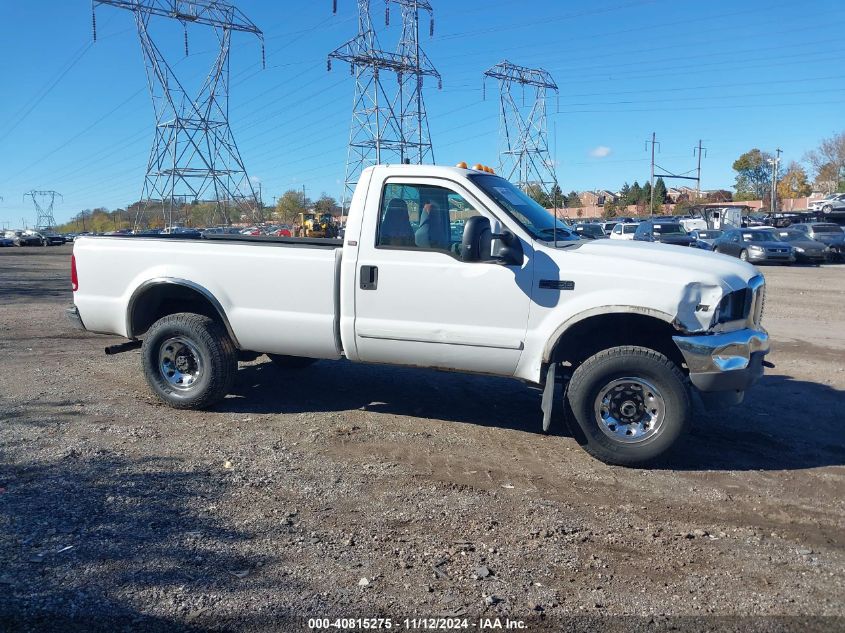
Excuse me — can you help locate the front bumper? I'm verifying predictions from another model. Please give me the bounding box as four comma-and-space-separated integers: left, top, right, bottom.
672, 327, 770, 393
747, 251, 794, 264
66, 305, 86, 331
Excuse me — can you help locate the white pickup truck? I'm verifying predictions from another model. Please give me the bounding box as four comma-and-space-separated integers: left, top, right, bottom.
69, 164, 770, 465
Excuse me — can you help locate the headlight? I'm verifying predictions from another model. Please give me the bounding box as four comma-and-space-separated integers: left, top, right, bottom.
748, 245, 764, 252
794, 246, 805, 253
714, 289, 750, 325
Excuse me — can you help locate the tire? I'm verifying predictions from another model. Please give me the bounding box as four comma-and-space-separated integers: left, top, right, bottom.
823, 205, 833, 212
565, 346, 691, 466
266, 354, 318, 370
141, 313, 237, 409
739, 249, 748, 261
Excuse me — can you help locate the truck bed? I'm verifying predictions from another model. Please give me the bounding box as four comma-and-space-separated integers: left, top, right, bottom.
73, 235, 344, 359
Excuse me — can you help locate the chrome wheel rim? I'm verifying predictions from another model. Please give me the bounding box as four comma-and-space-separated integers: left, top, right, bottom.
594, 377, 665, 443
158, 337, 203, 391
740, 250, 748, 261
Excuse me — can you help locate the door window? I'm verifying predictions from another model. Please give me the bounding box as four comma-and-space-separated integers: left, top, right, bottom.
377, 183, 481, 258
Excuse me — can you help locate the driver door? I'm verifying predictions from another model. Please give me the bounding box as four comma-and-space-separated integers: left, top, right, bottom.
352, 177, 533, 376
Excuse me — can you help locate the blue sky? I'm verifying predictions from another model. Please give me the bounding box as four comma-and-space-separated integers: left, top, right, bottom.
0, 0, 843, 227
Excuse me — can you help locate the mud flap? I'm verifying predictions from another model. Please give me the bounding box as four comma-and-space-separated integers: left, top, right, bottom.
541, 363, 556, 432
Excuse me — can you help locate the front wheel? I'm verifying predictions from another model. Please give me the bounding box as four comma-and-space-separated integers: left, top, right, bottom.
565, 346, 691, 466
142, 313, 237, 409
739, 249, 749, 261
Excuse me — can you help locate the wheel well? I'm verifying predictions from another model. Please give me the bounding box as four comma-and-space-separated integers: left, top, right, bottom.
128, 283, 234, 343
549, 313, 685, 371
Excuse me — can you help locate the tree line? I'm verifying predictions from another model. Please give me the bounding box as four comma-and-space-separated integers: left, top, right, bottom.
52, 191, 341, 233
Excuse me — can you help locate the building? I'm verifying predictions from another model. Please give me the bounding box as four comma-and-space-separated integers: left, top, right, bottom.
578, 190, 618, 207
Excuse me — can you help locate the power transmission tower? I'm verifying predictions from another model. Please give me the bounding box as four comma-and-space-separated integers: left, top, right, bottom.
24, 190, 62, 229
329, 0, 440, 210
387, 0, 441, 166
484, 60, 559, 197
92, 1, 265, 228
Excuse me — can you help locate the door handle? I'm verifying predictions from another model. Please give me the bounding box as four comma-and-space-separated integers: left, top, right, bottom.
360, 265, 378, 290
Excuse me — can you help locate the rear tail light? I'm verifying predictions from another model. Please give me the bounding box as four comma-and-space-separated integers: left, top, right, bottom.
71, 254, 78, 292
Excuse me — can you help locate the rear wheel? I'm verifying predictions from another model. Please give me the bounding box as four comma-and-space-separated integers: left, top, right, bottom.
565, 346, 691, 466
267, 354, 318, 370
142, 313, 237, 409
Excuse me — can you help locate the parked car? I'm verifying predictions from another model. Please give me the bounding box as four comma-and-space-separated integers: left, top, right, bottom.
0, 234, 14, 247
633, 221, 696, 247
712, 228, 795, 264
573, 223, 607, 240
771, 229, 829, 265
689, 229, 723, 250
33, 231, 66, 246
4, 230, 42, 246
808, 193, 845, 213
69, 163, 771, 467
679, 216, 707, 233
788, 223, 845, 259
609, 222, 639, 240
600, 221, 617, 235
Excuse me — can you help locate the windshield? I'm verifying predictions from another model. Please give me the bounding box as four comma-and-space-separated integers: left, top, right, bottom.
776, 231, 804, 242
697, 230, 721, 239
742, 231, 778, 242
812, 224, 843, 233
468, 174, 579, 243
652, 223, 684, 235
576, 225, 603, 237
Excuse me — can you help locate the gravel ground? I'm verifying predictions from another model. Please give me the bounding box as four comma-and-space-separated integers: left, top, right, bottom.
1, 244, 843, 632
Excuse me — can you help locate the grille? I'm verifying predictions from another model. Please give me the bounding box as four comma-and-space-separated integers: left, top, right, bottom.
751, 282, 766, 327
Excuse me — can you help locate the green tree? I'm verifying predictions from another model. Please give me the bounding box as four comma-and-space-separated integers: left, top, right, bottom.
628, 181, 642, 206
733, 148, 773, 200
275, 189, 310, 223
641, 181, 652, 205
777, 162, 812, 199
565, 190, 581, 208
524, 184, 551, 208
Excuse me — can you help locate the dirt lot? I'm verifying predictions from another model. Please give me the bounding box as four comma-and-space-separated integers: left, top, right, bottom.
1, 244, 843, 632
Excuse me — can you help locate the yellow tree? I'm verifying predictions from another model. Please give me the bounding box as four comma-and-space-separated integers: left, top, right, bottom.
777, 162, 812, 199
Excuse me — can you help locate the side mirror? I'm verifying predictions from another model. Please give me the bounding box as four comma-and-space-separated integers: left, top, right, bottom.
460, 216, 524, 266
461, 216, 492, 262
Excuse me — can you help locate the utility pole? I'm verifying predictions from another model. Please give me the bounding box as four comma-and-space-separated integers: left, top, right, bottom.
772, 148, 782, 214
694, 140, 707, 199
645, 132, 660, 215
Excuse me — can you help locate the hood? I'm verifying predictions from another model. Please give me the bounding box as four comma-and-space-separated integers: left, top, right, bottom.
789, 239, 827, 251
813, 232, 845, 245
559, 238, 756, 292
